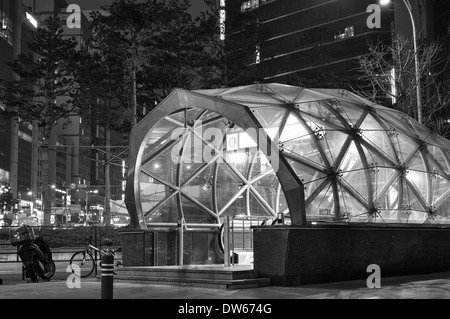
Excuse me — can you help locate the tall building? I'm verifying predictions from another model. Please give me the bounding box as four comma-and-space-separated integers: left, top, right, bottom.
0, 0, 40, 221
1, 0, 126, 225
230, 0, 395, 84
429, 0, 450, 87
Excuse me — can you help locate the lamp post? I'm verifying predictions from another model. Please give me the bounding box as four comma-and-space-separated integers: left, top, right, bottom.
380, 0, 423, 124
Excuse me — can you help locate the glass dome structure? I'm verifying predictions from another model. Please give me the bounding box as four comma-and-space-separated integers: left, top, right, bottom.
125, 83, 450, 229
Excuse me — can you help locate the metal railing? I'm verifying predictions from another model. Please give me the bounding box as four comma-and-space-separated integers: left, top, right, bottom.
0, 225, 119, 264
223, 215, 271, 266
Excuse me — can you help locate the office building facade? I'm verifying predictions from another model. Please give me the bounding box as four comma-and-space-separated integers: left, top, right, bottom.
231, 0, 395, 84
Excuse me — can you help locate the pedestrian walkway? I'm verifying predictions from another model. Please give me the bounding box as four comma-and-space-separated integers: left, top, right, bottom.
1, 270, 450, 299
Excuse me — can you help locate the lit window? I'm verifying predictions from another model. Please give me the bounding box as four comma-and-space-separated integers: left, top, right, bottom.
18, 131, 32, 142
241, 0, 275, 12
334, 26, 354, 40
220, 6, 226, 40
255, 45, 260, 64
0, 10, 13, 45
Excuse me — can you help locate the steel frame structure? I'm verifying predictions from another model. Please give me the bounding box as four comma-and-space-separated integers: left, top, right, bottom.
125, 84, 450, 229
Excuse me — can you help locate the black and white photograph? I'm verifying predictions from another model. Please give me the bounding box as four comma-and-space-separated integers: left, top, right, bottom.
0, 0, 450, 306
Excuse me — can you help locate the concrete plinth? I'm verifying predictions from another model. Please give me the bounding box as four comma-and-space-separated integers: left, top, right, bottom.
252, 223, 450, 286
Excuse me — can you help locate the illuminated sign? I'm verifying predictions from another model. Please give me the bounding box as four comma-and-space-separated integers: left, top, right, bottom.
26, 12, 38, 28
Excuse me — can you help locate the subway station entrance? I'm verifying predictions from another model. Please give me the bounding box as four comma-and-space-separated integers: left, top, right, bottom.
121, 84, 450, 286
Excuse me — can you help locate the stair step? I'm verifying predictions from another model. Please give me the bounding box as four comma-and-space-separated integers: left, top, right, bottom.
106, 265, 271, 290
112, 274, 271, 290
115, 266, 258, 280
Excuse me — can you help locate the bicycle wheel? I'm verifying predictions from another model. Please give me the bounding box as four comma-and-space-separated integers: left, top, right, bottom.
70, 251, 95, 278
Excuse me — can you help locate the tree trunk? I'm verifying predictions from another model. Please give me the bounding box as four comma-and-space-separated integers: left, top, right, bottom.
104, 123, 111, 227
41, 126, 52, 226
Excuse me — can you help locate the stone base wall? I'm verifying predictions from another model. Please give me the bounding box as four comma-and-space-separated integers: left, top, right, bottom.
252, 224, 450, 286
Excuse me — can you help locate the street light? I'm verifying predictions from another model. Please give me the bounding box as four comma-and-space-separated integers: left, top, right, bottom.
380, 0, 423, 124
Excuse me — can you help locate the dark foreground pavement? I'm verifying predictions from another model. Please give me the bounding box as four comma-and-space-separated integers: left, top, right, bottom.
2, 270, 450, 300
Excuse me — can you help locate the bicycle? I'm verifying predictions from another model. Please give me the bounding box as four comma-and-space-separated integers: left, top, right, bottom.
69, 236, 122, 278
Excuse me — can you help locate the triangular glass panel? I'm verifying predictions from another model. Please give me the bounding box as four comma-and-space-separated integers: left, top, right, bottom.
296, 101, 345, 128
431, 174, 450, 210
338, 176, 369, 212
375, 109, 417, 138
250, 172, 279, 212
219, 83, 288, 105
294, 88, 340, 104
218, 194, 246, 219
424, 133, 450, 153
359, 114, 397, 164
196, 112, 227, 144
140, 180, 172, 216
376, 209, 411, 224
328, 99, 365, 128
180, 128, 222, 184
289, 160, 327, 184
167, 107, 204, 126
349, 92, 379, 106
216, 162, 245, 212
143, 118, 184, 161
180, 193, 217, 224
339, 141, 365, 178
376, 180, 407, 222
303, 176, 329, 202
401, 180, 427, 220
434, 195, 450, 223
408, 152, 428, 175
426, 145, 449, 176
361, 141, 399, 203
141, 140, 183, 186
263, 83, 305, 103
336, 181, 368, 222
401, 210, 429, 224
305, 181, 336, 221
223, 149, 255, 179
317, 129, 351, 167
409, 119, 434, 141
282, 142, 327, 171
196, 110, 222, 124
390, 132, 419, 164
144, 195, 179, 223
181, 164, 215, 213
248, 191, 274, 217
279, 113, 311, 143
406, 159, 429, 199
314, 88, 367, 105
252, 107, 287, 140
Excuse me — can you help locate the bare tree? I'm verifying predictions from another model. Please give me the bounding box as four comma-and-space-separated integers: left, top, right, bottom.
356, 35, 450, 136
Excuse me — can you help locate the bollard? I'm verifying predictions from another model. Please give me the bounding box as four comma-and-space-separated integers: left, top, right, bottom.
101, 254, 114, 299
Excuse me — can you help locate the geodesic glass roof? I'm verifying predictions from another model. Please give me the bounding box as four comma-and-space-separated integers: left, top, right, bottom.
125, 83, 450, 229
